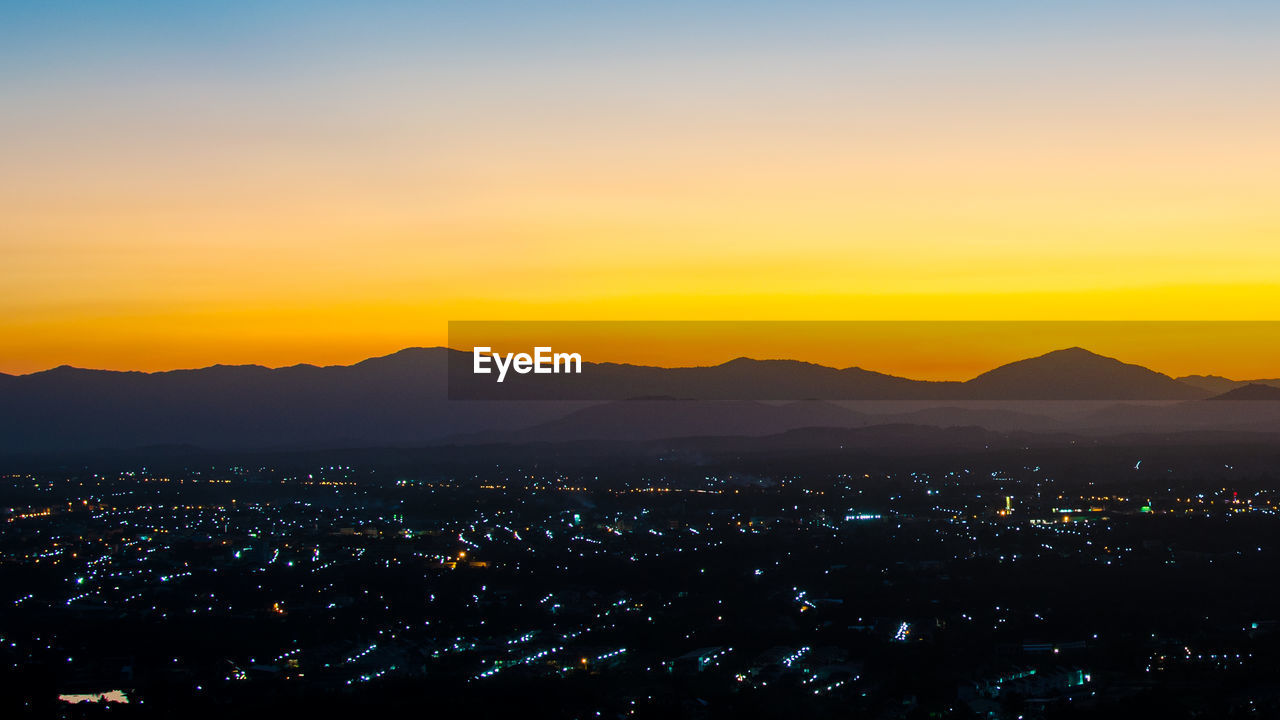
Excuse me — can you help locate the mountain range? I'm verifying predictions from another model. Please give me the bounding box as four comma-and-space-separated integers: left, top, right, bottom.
447, 346, 1208, 401
2, 346, 1279, 454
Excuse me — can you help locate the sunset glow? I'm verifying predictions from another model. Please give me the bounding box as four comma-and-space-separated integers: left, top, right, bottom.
4, 2, 1279, 375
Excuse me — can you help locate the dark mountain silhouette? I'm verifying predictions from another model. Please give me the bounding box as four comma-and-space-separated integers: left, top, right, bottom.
676, 357, 950, 399
1178, 375, 1280, 394
0, 348, 580, 453
963, 347, 1203, 400
450, 347, 1211, 401
1205, 383, 1280, 401
0, 346, 1261, 454
1177, 374, 1241, 394
450, 354, 954, 400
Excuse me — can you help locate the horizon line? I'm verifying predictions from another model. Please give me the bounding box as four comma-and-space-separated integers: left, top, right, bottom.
4, 345, 1271, 385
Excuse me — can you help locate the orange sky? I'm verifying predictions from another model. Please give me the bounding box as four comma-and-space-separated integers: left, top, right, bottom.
3, 4, 1279, 377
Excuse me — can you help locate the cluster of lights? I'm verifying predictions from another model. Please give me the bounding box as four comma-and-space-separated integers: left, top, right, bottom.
781, 646, 811, 668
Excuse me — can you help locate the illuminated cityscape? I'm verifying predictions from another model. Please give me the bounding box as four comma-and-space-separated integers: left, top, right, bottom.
5, 439, 1280, 718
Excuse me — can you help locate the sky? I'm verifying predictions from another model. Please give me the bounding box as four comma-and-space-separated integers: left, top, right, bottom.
3, 1, 1279, 377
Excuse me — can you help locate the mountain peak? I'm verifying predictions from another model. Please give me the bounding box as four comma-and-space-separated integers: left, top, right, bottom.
718, 357, 823, 369
1019, 347, 1122, 365
1046, 346, 1101, 358
964, 347, 1206, 400
350, 347, 450, 368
